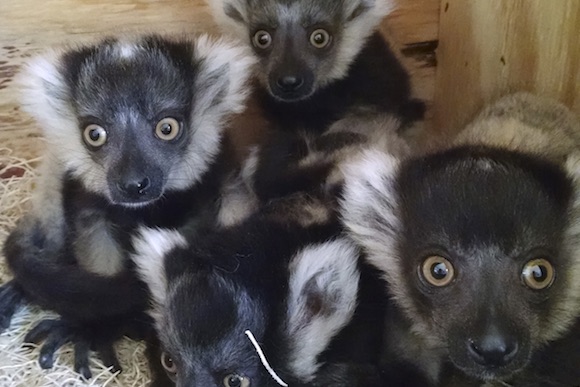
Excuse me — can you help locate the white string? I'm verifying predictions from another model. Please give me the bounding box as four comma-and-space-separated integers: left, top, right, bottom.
244, 330, 288, 387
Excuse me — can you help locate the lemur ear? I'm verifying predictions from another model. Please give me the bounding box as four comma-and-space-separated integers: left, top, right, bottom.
191, 35, 255, 120
340, 149, 403, 280
284, 238, 360, 381
18, 50, 76, 139
345, 0, 394, 21
131, 227, 189, 308
207, 0, 249, 30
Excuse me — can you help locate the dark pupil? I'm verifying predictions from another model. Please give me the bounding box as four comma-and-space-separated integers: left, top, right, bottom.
161, 123, 172, 135
89, 129, 101, 142
531, 265, 547, 282
431, 262, 448, 280
258, 34, 269, 45
228, 376, 242, 387
314, 33, 325, 43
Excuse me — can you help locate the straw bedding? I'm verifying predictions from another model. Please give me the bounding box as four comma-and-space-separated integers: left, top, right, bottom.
0, 148, 152, 387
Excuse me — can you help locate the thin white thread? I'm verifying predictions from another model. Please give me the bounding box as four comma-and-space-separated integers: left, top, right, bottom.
244, 330, 288, 386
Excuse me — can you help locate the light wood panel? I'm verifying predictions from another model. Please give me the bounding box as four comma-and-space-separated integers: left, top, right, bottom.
433, 0, 580, 135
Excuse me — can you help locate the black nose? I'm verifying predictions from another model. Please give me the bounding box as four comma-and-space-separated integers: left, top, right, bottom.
117, 177, 151, 196
468, 335, 518, 367
276, 75, 304, 92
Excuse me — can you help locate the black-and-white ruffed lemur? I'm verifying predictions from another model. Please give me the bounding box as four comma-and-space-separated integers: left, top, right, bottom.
207, 0, 425, 202
0, 34, 255, 378
341, 92, 580, 387
132, 187, 387, 387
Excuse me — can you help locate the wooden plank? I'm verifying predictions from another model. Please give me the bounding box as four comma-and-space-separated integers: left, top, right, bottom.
433, 0, 580, 135
383, 0, 440, 123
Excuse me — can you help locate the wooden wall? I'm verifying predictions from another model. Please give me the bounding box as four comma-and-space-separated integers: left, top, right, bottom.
433, 0, 580, 134
0, 0, 439, 159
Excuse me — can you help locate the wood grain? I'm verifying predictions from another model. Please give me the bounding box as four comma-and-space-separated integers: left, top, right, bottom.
433, 0, 580, 135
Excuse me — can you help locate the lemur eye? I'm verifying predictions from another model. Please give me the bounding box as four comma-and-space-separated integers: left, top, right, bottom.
522, 258, 555, 290
83, 124, 107, 148
252, 30, 272, 49
155, 117, 181, 141
161, 352, 177, 379
309, 29, 331, 49
223, 374, 250, 387
421, 255, 455, 287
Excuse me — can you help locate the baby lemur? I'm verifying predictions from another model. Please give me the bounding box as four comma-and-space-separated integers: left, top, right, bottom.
0, 34, 254, 378
342, 93, 580, 386
207, 0, 425, 202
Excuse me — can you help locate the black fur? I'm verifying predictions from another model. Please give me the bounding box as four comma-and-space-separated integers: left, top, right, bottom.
258, 32, 425, 134
0, 35, 243, 378
143, 194, 386, 386
250, 32, 422, 204
384, 145, 579, 386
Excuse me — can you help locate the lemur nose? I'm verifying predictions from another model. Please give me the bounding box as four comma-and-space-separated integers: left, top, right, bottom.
117, 177, 151, 196
468, 335, 518, 367
277, 75, 304, 92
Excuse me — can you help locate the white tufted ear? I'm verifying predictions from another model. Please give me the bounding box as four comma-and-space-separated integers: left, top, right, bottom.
284, 238, 360, 381
131, 227, 188, 308
327, 0, 396, 82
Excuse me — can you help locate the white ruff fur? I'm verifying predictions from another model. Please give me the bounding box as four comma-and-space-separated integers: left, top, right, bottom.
131, 227, 188, 310
285, 238, 360, 381
168, 35, 256, 191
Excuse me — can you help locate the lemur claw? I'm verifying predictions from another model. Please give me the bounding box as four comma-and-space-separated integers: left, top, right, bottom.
24, 318, 124, 377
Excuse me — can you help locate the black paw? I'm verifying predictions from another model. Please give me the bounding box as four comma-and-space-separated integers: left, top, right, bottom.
0, 281, 25, 333
24, 318, 127, 379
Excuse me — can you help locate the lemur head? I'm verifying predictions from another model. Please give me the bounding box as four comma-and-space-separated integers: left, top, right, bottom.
208, 0, 394, 102
341, 147, 580, 382
19, 35, 254, 206
131, 227, 359, 386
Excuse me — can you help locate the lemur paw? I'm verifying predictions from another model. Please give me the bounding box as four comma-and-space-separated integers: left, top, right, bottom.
24, 318, 124, 379
0, 281, 25, 334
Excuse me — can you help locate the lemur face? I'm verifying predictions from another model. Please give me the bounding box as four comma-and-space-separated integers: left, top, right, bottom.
60, 37, 198, 205
215, 0, 393, 101
342, 147, 580, 382
20, 35, 254, 207
396, 148, 574, 380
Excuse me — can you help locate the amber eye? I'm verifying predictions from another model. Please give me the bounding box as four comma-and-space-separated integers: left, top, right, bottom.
421, 255, 455, 287
223, 374, 250, 387
161, 352, 177, 378
155, 117, 181, 141
83, 124, 107, 148
252, 30, 272, 49
522, 258, 555, 290
309, 29, 331, 49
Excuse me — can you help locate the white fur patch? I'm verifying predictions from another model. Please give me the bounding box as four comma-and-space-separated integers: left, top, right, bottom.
131, 227, 188, 310
326, 0, 395, 83
74, 214, 124, 276
340, 149, 402, 276
17, 50, 104, 192
339, 149, 422, 324
285, 238, 360, 381
167, 35, 256, 191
